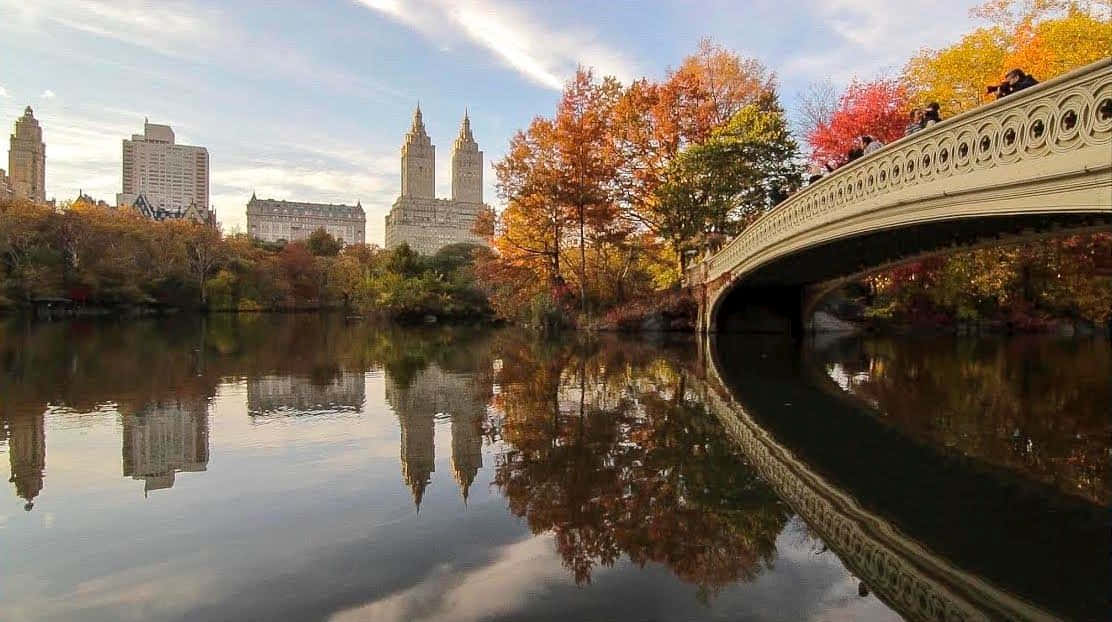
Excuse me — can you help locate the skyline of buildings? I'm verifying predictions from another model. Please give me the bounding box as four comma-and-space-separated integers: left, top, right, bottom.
247, 372, 366, 416
2, 105, 493, 251
384, 107, 491, 254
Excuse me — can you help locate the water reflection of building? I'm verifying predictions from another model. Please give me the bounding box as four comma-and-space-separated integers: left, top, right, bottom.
247, 372, 365, 416
384, 364, 491, 508
4, 409, 46, 511
122, 400, 209, 495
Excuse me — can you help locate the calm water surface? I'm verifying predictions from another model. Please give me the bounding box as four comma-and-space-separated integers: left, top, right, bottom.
0, 316, 1107, 621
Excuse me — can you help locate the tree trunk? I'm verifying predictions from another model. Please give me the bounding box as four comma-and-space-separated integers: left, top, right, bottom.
579, 206, 587, 318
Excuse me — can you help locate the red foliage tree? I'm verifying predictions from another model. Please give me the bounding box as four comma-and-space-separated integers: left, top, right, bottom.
806, 78, 909, 166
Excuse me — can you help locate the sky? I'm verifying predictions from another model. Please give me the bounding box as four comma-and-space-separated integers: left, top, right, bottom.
0, 0, 987, 245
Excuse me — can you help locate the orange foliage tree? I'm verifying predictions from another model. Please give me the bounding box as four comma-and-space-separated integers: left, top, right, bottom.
904, 0, 1112, 114
486, 41, 798, 325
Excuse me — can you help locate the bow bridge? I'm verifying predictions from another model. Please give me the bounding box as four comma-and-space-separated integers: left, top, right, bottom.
687, 58, 1112, 333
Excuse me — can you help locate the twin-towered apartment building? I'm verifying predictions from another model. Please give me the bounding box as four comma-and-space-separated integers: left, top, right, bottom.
248, 106, 491, 253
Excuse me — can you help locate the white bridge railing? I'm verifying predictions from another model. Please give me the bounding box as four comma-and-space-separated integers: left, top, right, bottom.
688, 58, 1112, 287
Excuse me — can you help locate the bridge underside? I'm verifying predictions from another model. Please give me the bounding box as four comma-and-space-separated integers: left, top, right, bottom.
709, 212, 1110, 334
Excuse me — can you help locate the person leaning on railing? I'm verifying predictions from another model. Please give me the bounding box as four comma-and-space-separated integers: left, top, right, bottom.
987, 69, 1039, 99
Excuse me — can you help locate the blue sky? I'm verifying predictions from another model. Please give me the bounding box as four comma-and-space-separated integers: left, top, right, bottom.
1, 0, 985, 244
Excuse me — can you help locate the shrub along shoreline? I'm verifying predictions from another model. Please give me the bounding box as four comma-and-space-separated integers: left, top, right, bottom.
0, 199, 494, 324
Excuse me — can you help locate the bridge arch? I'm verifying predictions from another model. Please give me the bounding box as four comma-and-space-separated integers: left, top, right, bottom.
689, 58, 1112, 333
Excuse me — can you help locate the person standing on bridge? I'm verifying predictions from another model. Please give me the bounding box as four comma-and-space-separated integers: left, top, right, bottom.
922, 102, 942, 127
862, 135, 884, 155
904, 108, 924, 136
845, 138, 865, 164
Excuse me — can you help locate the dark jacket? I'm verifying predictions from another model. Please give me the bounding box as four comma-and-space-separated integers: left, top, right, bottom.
1012, 74, 1039, 92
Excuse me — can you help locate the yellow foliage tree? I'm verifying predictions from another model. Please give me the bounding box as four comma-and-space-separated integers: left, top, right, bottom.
904, 0, 1111, 115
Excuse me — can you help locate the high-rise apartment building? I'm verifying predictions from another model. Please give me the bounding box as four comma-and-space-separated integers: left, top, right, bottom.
117, 120, 209, 217
8, 106, 46, 202
384, 108, 490, 254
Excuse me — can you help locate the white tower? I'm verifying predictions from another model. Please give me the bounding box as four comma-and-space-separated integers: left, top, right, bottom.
451, 111, 482, 204
401, 105, 435, 199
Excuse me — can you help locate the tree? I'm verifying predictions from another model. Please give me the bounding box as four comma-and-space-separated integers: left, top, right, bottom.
904, 0, 1111, 115
179, 222, 225, 306
612, 41, 777, 267
551, 68, 623, 317
655, 94, 801, 266
307, 227, 342, 257
805, 78, 908, 166
495, 118, 567, 284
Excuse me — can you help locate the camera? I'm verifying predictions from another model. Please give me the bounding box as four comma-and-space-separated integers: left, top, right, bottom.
986, 82, 1013, 97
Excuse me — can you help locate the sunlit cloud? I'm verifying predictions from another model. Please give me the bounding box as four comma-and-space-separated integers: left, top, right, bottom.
0, 85, 10, 98
356, 0, 641, 89
40, 89, 56, 99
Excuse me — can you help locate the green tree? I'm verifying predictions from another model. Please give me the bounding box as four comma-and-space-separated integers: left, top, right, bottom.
654, 95, 801, 263
307, 227, 342, 257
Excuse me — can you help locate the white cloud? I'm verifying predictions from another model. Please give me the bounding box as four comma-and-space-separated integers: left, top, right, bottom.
0, 85, 9, 98
40, 89, 55, 99
357, 0, 641, 90
785, 0, 982, 83
3, 0, 404, 102
5, 0, 210, 60
330, 535, 567, 622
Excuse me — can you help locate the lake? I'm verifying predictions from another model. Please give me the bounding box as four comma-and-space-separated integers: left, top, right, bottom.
1, 316, 1107, 621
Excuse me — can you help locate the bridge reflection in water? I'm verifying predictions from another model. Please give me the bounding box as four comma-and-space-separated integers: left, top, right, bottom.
699, 335, 1108, 621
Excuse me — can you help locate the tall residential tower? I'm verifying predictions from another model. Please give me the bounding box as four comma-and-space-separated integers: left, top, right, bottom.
117, 120, 209, 217
8, 106, 46, 202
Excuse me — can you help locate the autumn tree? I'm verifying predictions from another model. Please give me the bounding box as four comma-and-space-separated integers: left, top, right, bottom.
805, 78, 909, 166
494, 117, 566, 285
178, 221, 226, 305
491, 335, 790, 591
904, 0, 1112, 115
655, 94, 802, 264
493, 69, 626, 320
551, 69, 623, 316
612, 41, 778, 268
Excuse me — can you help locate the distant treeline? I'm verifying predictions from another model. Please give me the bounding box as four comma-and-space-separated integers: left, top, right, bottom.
0, 198, 493, 322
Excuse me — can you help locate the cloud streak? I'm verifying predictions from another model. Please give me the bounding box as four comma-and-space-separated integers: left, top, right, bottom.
357, 0, 641, 89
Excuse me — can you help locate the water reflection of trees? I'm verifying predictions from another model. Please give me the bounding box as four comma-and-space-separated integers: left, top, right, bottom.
490, 334, 790, 595
819, 337, 1111, 504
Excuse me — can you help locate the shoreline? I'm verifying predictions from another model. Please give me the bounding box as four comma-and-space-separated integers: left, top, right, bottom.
6, 305, 1106, 338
